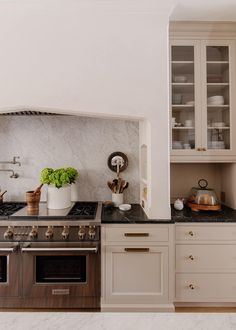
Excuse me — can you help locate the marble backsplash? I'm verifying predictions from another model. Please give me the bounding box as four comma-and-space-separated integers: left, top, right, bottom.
0, 115, 139, 203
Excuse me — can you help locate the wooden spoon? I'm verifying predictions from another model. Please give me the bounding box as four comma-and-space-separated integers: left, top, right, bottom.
33, 184, 43, 194
0, 190, 7, 198
121, 182, 129, 192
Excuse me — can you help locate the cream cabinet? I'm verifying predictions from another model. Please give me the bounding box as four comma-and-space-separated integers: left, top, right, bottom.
170, 25, 236, 162
175, 223, 236, 303
101, 224, 174, 311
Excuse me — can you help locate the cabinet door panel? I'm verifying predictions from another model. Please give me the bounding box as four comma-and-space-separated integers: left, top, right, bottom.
170, 39, 202, 156
105, 246, 168, 304
176, 273, 236, 302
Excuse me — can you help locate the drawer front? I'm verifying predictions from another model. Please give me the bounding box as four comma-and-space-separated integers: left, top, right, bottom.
176, 273, 236, 301
176, 244, 236, 271
105, 227, 169, 243
176, 225, 236, 241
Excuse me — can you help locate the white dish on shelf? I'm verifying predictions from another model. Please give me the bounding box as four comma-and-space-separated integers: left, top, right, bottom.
212, 122, 226, 128
185, 101, 195, 106
173, 75, 187, 83
207, 95, 224, 105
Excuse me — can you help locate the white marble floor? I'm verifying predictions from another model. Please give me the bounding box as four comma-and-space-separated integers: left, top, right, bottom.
0, 313, 236, 330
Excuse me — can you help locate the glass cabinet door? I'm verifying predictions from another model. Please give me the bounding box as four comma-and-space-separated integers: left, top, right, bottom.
203, 43, 231, 151
170, 42, 199, 153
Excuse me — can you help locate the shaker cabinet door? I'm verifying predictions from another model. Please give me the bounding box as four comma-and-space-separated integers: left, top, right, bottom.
104, 245, 168, 304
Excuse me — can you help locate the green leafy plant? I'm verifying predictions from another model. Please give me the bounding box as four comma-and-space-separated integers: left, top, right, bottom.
40, 167, 79, 188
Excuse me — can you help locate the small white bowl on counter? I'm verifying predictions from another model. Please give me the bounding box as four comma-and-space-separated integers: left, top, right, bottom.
119, 204, 131, 211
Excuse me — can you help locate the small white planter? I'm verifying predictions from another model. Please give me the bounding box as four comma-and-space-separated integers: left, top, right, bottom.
112, 193, 124, 207
47, 184, 71, 209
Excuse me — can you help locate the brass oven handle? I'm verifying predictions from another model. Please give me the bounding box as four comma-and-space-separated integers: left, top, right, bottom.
124, 233, 149, 237
124, 248, 150, 252
21, 247, 98, 253
0, 247, 16, 252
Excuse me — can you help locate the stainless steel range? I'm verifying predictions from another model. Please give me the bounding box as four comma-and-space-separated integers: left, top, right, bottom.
0, 201, 102, 309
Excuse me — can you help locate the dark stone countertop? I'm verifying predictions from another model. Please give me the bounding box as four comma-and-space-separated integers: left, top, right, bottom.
101, 203, 174, 224
171, 204, 236, 223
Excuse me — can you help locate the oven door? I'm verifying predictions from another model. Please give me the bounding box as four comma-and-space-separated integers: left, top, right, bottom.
21, 242, 100, 298
0, 243, 20, 297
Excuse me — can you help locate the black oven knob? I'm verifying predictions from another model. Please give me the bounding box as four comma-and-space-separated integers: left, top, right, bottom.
62, 226, 69, 240
78, 226, 86, 240
45, 226, 53, 239
4, 226, 14, 239
29, 226, 38, 239
88, 226, 96, 240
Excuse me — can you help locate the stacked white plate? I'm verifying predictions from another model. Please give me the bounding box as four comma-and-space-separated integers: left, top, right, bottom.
207, 95, 224, 105
172, 141, 183, 149
208, 141, 225, 149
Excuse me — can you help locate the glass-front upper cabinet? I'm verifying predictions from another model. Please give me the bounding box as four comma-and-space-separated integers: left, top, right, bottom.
170, 40, 201, 155
170, 38, 236, 161
202, 42, 233, 153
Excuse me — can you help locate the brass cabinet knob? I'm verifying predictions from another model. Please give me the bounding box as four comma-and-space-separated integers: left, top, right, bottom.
197, 147, 202, 151
188, 231, 194, 236
189, 284, 195, 290
202, 148, 207, 151
188, 255, 194, 260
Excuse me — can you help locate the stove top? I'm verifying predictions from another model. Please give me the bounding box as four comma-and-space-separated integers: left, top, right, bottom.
68, 202, 98, 219
0, 202, 27, 218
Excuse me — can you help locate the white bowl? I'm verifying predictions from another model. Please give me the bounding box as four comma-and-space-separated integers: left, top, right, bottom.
185, 101, 195, 106
212, 122, 225, 128
119, 204, 131, 211
207, 95, 224, 105
173, 75, 187, 83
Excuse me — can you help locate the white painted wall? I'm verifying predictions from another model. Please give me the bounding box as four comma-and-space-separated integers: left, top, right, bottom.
0, 0, 173, 218
1, 0, 235, 218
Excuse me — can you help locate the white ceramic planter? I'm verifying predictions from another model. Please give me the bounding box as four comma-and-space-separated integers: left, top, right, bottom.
112, 193, 124, 207
47, 184, 71, 209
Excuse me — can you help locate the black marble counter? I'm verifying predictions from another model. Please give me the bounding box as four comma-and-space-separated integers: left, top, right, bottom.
101, 203, 174, 224
172, 204, 236, 223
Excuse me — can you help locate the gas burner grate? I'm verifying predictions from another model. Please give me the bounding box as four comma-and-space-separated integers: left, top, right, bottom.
0, 202, 27, 217
68, 202, 98, 219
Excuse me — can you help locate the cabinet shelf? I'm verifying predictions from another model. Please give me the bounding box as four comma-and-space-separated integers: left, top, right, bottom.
172, 61, 194, 64
207, 105, 229, 108
172, 127, 194, 130
207, 127, 230, 130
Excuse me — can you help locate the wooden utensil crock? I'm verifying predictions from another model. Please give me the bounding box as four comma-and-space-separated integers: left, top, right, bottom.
26, 190, 41, 214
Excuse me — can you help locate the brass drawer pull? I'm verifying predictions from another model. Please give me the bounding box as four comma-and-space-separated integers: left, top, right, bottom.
189, 284, 195, 290
188, 255, 194, 260
52, 289, 70, 295
124, 233, 149, 237
188, 231, 194, 237
124, 248, 150, 253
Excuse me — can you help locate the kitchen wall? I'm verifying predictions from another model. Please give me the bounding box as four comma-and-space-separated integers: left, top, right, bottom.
0, 115, 139, 203
170, 164, 222, 203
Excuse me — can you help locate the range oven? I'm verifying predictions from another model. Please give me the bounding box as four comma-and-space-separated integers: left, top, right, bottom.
21, 241, 100, 300
0, 243, 20, 297
0, 201, 102, 309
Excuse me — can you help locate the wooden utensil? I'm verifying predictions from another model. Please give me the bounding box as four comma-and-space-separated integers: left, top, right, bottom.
0, 190, 7, 198
33, 184, 43, 194
121, 182, 129, 192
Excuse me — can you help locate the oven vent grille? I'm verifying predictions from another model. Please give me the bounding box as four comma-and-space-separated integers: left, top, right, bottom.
0, 110, 64, 116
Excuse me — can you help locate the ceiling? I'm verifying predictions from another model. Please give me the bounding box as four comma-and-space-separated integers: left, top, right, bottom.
170, 0, 236, 21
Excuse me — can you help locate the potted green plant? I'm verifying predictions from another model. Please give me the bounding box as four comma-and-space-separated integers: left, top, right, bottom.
40, 167, 79, 209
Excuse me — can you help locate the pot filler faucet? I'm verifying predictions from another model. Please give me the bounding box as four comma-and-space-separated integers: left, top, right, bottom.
0, 156, 20, 178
